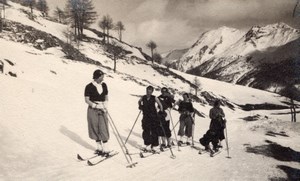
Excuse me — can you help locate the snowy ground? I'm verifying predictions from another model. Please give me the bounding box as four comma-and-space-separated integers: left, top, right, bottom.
0, 2, 300, 181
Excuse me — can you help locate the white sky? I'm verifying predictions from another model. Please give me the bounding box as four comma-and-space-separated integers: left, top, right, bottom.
48, 0, 299, 53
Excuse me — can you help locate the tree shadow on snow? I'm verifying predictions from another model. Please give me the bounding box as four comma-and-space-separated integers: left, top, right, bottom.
246, 140, 300, 162
269, 165, 300, 181
59, 126, 95, 151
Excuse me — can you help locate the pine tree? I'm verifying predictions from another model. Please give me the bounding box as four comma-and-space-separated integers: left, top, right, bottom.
146, 40, 157, 64
106, 41, 126, 72
104, 14, 113, 44
153, 53, 162, 64
98, 15, 113, 44
53, 6, 65, 23
193, 77, 201, 96
78, 0, 97, 35
36, 0, 49, 16
64, 0, 97, 38
98, 19, 106, 43
23, 0, 36, 14
115, 21, 125, 41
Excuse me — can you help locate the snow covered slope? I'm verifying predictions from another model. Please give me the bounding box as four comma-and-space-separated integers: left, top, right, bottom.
0, 1, 300, 181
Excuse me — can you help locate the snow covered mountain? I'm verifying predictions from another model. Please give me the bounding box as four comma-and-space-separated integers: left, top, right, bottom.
188, 23, 300, 94
1, 1, 300, 181
177, 27, 245, 72
164, 23, 300, 96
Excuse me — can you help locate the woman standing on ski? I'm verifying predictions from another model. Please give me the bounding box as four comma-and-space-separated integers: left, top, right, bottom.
84, 69, 110, 156
209, 99, 226, 151
138, 86, 164, 152
177, 93, 195, 146
157, 87, 175, 148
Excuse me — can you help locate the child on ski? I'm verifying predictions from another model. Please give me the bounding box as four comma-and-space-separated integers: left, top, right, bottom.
177, 93, 195, 146
84, 69, 110, 156
138, 86, 164, 152
157, 87, 175, 149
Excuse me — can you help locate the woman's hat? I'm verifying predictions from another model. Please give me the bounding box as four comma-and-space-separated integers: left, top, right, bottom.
93, 69, 104, 79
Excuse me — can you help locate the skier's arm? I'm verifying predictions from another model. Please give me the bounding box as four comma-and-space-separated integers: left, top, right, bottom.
85, 97, 96, 108
189, 102, 195, 113
138, 97, 143, 110
220, 108, 225, 118
155, 97, 164, 112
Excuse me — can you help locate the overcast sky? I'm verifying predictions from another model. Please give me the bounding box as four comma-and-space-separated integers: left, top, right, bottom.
48, 0, 299, 54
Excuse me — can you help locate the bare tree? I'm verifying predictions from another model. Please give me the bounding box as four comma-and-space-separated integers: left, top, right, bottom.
115, 21, 125, 41
146, 40, 157, 64
280, 84, 299, 122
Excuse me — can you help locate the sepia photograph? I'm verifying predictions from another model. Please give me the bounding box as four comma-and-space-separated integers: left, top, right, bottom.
0, 0, 299, 180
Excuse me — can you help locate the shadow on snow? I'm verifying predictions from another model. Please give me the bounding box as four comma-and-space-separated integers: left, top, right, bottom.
59, 125, 95, 151
269, 165, 300, 181
246, 140, 300, 162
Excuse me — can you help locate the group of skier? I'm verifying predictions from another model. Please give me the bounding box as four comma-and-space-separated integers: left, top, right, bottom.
84, 69, 227, 157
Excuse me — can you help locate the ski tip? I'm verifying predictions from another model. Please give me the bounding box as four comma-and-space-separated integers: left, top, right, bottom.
77, 154, 84, 161
87, 160, 93, 166
139, 153, 144, 158
170, 155, 176, 159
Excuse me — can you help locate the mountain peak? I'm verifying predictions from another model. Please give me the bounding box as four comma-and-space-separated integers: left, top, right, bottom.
245, 22, 299, 43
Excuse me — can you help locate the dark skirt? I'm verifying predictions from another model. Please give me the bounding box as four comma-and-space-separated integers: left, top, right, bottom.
157, 111, 171, 137
209, 118, 225, 141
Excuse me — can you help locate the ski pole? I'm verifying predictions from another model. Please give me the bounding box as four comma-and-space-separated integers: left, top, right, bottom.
105, 109, 137, 167
169, 110, 181, 151
159, 112, 176, 159
125, 111, 141, 145
225, 122, 231, 158
170, 120, 180, 133
191, 116, 195, 147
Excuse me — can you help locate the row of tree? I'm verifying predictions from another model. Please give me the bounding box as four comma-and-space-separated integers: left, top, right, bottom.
54, 0, 125, 43
9, 0, 49, 16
